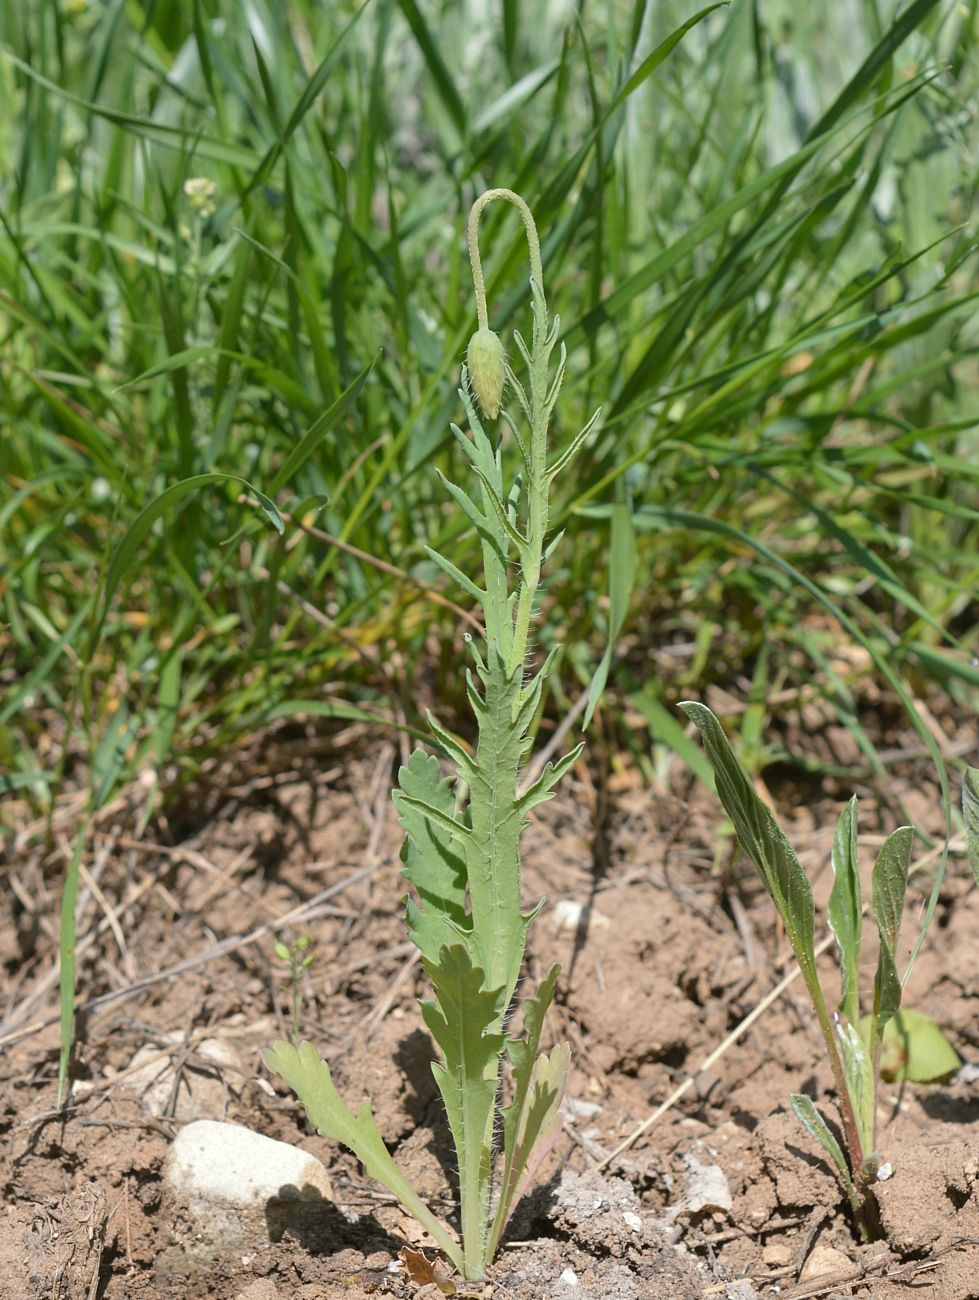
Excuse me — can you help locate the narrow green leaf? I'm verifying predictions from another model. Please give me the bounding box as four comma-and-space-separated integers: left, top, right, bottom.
964, 769, 979, 888
871, 826, 912, 1029
790, 1094, 854, 1192
837, 1019, 875, 1153
265, 1041, 462, 1272
436, 473, 491, 539
239, 2, 371, 203
471, 465, 529, 552
424, 545, 488, 606
680, 702, 818, 985
606, 4, 728, 116
515, 744, 584, 815
584, 500, 635, 727
396, 0, 466, 134
397, 791, 471, 842
828, 796, 861, 1026
58, 822, 89, 1106
266, 358, 374, 496
546, 406, 601, 480
92, 472, 282, 659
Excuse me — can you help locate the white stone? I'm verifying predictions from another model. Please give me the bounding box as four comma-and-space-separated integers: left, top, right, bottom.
565, 1096, 603, 1120
799, 1243, 852, 1281
558, 1268, 579, 1287
552, 900, 610, 931
121, 1036, 245, 1120
164, 1120, 333, 1244
622, 1211, 643, 1233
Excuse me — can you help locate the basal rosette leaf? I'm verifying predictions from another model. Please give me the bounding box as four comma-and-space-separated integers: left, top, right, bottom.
421, 945, 507, 1274
264, 1040, 462, 1271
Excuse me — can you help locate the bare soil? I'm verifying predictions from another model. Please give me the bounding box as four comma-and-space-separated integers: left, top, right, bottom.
2, 701, 978, 1299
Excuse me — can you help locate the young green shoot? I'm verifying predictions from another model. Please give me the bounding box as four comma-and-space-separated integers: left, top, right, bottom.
265, 190, 598, 1281
274, 934, 315, 1046
682, 702, 914, 1240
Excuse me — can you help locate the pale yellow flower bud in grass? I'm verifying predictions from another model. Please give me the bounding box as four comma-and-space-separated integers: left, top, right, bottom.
466, 328, 505, 420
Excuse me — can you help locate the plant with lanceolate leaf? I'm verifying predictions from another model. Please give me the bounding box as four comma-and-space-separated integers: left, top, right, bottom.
681, 702, 915, 1241
265, 190, 599, 1283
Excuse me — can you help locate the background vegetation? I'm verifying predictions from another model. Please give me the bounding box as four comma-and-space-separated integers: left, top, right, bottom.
2, 0, 977, 830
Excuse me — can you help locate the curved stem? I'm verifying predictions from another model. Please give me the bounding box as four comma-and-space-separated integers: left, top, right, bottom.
467, 188, 545, 331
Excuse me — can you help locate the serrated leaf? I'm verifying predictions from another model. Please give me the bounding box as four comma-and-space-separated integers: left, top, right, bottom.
421, 946, 507, 1265
964, 769, 979, 887
790, 1093, 853, 1192
828, 797, 861, 1026
264, 1040, 462, 1271
394, 751, 469, 964
871, 826, 912, 1029
869, 1009, 962, 1083
681, 703, 817, 986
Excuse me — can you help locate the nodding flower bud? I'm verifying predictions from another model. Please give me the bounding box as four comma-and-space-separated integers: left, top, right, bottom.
466, 328, 505, 420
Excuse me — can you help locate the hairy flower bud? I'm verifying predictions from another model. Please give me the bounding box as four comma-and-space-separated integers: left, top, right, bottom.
466, 328, 505, 420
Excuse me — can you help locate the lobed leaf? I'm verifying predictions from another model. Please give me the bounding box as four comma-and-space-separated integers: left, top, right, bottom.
264, 1040, 462, 1272
420, 946, 508, 1265
394, 751, 469, 965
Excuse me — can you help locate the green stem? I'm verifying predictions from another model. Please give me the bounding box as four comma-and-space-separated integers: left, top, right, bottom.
467, 188, 544, 332
803, 965, 875, 1229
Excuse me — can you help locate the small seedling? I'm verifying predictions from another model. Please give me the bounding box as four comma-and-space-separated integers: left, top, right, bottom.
682, 702, 915, 1239
265, 190, 598, 1281
274, 934, 316, 1045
